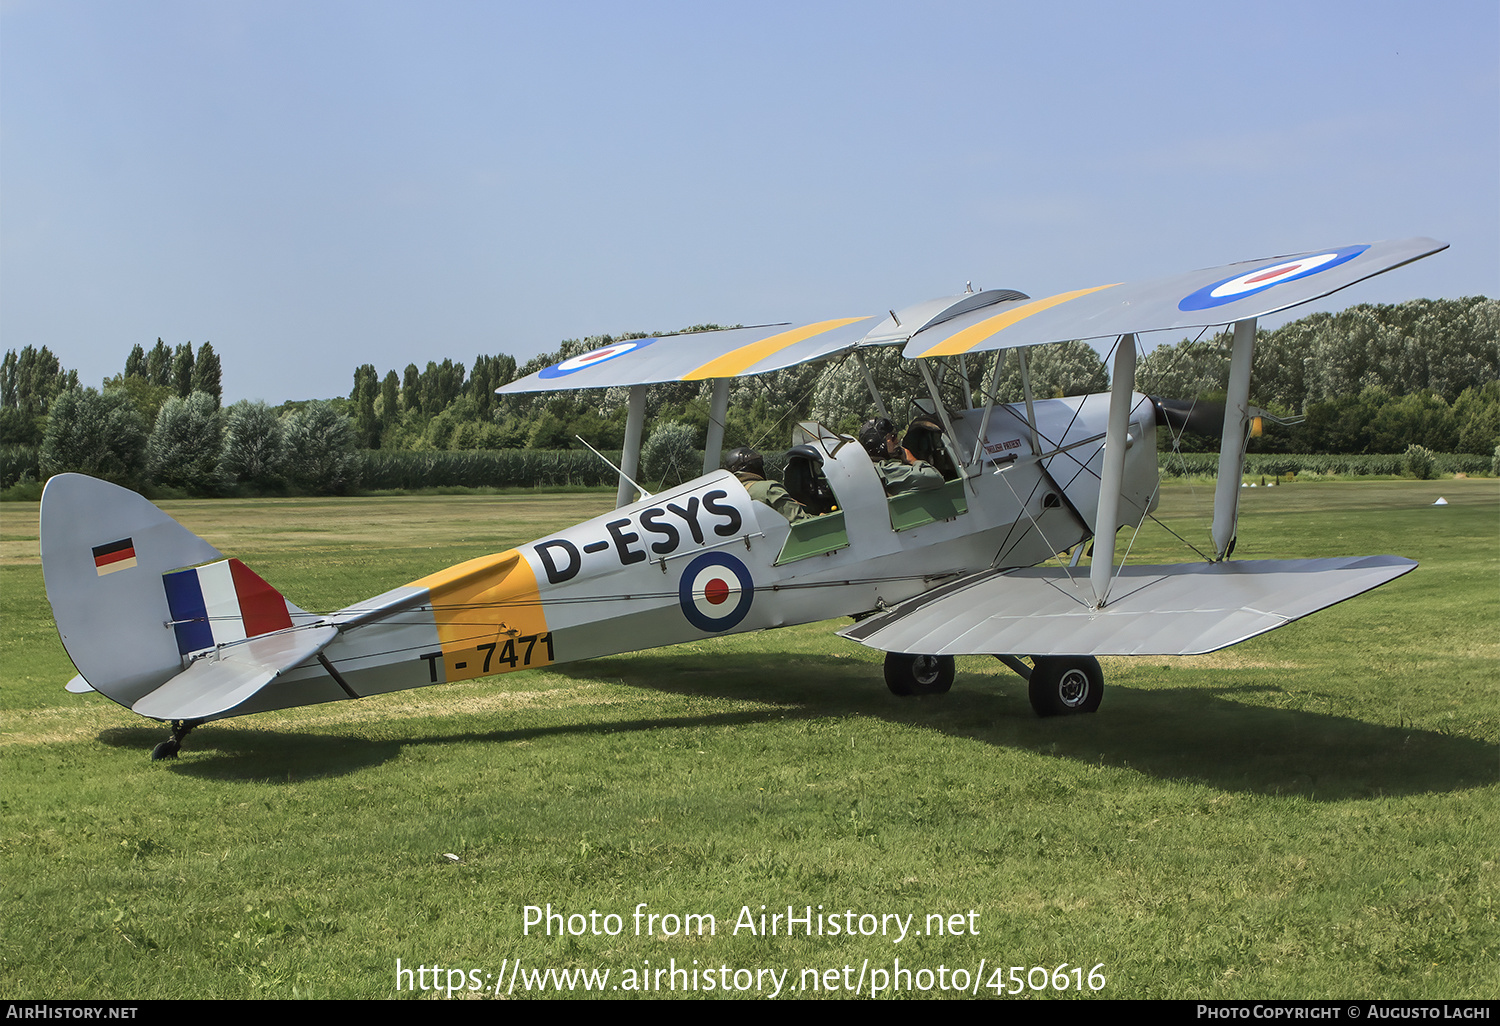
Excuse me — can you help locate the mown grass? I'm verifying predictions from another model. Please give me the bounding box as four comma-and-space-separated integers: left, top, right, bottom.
0, 480, 1495, 999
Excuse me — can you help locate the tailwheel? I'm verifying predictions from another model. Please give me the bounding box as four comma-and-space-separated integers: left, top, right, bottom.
151, 719, 202, 761
1027, 656, 1103, 717
884, 652, 954, 696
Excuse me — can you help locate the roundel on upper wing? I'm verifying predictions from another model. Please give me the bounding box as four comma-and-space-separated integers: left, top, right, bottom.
677, 552, 754, 633
1178, 245, 1370, 312
538, 338, 658, 378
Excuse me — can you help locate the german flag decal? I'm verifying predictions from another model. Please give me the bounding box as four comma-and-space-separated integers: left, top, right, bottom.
92, 538, 137, 575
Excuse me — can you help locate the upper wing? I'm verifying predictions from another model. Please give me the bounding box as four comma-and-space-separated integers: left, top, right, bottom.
840, 556, 1417, 657
497, 317, 877, 394
496, 237, 1445, 392
904, 237, 1447, 357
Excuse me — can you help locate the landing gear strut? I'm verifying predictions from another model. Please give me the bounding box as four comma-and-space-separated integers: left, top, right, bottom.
151, 719, 202, 761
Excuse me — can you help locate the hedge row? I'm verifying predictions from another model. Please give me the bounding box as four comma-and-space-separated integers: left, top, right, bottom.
351, 448, 631, 490
7, 444, 1491, 494
1158, 452, 1493, 477
344, 448, 1500, 488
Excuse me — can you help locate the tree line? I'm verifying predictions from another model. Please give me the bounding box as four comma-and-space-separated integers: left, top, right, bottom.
337, 295, 1499, 462
2, 296, 1496, 495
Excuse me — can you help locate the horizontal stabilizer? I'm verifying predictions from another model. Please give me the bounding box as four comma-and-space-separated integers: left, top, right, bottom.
133, 626, 338, 721
840, 556, 1416, 657
324, 550, 522, 630
65, 675, 94, 694
328, 584, 431, 630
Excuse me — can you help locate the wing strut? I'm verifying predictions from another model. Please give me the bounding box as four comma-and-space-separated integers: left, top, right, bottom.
1016, 349, 1042, 456
854, 351, 889, 419
1212, 318, 1256, 559
1091, 334, 1137, 607
915, 359, 971, 479
969, 349, 1008, 466
617, 384, 647, 508
702, 377, 731, 475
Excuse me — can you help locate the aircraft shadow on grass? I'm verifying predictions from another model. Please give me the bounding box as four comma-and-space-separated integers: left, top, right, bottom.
96, 648, 1492, 800
560, 652, 1496, 801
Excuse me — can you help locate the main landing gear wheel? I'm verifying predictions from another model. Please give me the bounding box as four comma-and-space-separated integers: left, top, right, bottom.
1027, 656, 1104, 717
884, 653, 955, 696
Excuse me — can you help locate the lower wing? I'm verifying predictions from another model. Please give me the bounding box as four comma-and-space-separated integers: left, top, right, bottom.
839, 556, 1416, 657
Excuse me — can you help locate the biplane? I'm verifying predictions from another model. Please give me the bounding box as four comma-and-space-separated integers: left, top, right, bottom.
40, 238, 1446, 758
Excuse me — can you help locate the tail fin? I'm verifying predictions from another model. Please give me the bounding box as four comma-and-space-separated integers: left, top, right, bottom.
40, 474, 311, 714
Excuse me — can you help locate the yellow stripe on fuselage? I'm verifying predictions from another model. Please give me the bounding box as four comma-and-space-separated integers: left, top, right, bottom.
410, 549, 551, 682
682, 317, 871, 380
915, 285, 1119, 357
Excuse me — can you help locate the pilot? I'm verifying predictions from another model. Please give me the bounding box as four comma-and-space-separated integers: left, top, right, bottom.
860, 417, 945, 495
727, 447, 810, 522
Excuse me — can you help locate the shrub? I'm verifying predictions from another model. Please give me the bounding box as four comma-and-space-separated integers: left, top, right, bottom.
39, 387, 147, 485
148, 392, 222, 490
219, 400, 286, 489
282, 401, 357, 493
1, 444, 38, 489
1403, 444, 1436, 480
641, 421, 699, 484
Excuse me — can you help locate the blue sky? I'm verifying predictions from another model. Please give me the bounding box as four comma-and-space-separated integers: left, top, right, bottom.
3, 0, 1496, 404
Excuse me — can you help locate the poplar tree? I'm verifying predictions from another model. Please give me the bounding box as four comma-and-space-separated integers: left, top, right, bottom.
191, 342, 223, 408
146, 339, 172, 386
379, 370, 400, 431
171, 344, 195, 398
401, 363, 420, 412
350, 364, 379, 447
124, 344, 147, 379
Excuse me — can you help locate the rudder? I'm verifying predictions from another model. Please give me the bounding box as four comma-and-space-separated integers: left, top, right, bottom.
40, 474, 306, 713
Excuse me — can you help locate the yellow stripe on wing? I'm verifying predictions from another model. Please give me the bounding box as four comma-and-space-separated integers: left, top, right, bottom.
682, 317, 872, 380
915, 285, 1119, 357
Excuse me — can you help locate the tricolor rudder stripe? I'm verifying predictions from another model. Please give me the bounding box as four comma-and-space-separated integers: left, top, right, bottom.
162, 558, 295, 655
92, 538, 137, 575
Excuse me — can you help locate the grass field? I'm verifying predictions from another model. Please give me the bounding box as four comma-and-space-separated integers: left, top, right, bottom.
1, 480, 1495, 1000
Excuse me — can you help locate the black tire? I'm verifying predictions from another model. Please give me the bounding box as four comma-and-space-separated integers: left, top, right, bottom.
884, 652, 955, 696
150, 739, 180, 761
1028, 656, 1103, 716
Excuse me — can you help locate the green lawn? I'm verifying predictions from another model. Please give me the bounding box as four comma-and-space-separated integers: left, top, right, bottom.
1, 480, 1495, 999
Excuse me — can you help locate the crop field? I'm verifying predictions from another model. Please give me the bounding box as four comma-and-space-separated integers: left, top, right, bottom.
1, 480, 1495, 1000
